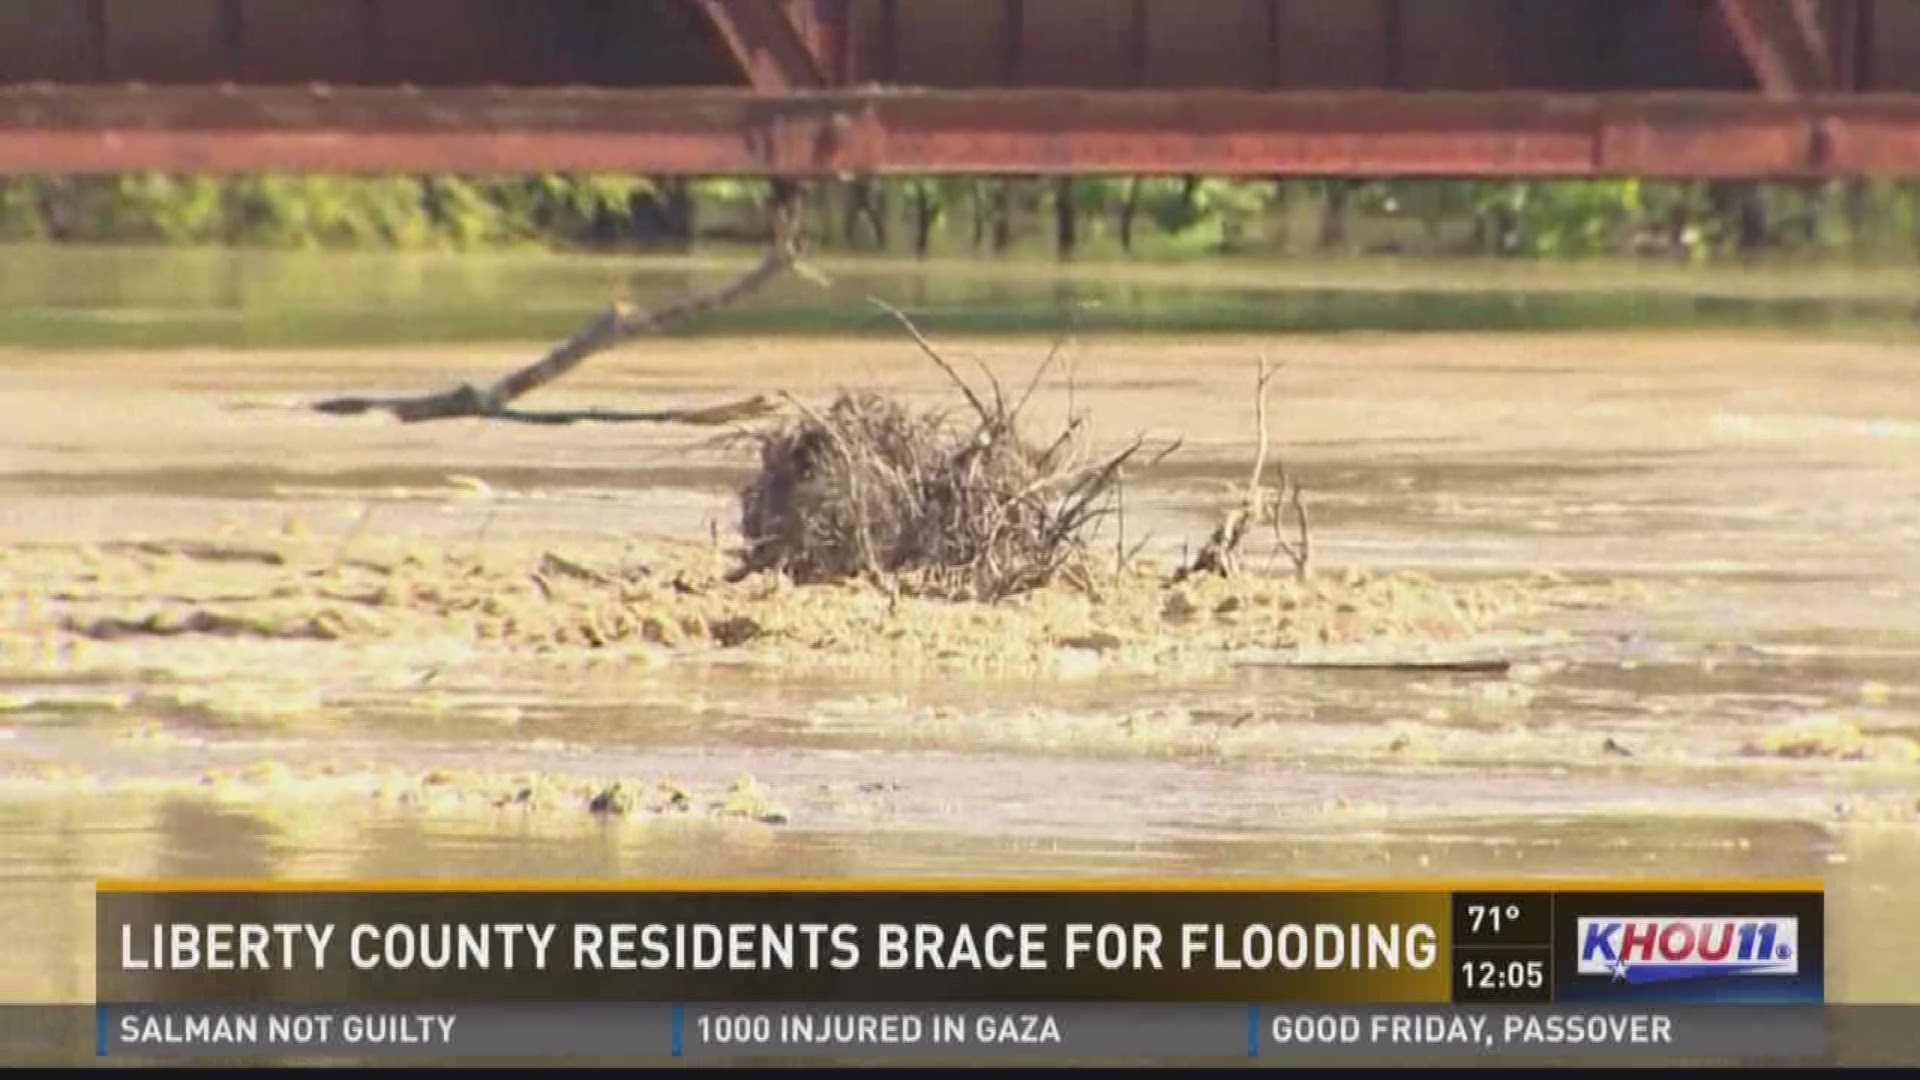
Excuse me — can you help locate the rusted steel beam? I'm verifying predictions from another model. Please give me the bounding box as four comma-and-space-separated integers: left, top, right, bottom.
1716, 0, 1835, 94
5, 86, 1920, 177
692, 0, 831, 90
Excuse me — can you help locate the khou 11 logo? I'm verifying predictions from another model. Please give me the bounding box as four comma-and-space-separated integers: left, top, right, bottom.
1576, 917, 1798, 985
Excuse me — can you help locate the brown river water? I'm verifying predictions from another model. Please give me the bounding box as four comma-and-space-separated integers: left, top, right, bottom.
1, 293, 1918, 1006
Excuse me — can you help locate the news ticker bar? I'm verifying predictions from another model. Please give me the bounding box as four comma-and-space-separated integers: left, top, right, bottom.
94, 1003, 1825, 1061
95, 880, 1825, 1008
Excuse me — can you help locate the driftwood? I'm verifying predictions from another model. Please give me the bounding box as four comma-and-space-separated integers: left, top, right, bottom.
1176, 358, 1310, 582
1227, 652, 1515, 675
386, 396, 783, 428
1286, 658, 1512, 674
313, 189, 813, 424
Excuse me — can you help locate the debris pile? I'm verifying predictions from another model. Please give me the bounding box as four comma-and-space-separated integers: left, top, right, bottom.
739, 304, 1168, 600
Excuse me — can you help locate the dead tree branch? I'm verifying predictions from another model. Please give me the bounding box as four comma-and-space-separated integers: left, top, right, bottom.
313, 188, 817, 424
867, 295, 994, 427
1269, 474, 1311, 580
1176, 356, 1310, 582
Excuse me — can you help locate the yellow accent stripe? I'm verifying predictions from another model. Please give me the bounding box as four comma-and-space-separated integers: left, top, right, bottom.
96, 877, 1825, 894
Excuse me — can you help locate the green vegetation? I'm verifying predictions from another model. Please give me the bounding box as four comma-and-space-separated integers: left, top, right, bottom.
6, 175, 1920, 262
6, 173, 1920, 350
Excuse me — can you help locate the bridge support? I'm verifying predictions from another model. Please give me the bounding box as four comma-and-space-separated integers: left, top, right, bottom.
691, 0, 832, 90
6, 86, 1920, 177
1715, 0, 1836, 94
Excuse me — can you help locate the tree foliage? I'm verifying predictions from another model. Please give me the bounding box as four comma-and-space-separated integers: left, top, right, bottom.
4, 173, 1920, 262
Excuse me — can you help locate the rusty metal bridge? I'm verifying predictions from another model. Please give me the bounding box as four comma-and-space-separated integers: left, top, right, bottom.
4, 0, 1920, 177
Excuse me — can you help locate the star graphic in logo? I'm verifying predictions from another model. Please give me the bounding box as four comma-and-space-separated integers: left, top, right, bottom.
1610, 959, 1630, 982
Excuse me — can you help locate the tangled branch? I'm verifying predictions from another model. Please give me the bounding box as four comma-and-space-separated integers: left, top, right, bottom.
1176, 356, 1311, 583
734, 303, 1171, 601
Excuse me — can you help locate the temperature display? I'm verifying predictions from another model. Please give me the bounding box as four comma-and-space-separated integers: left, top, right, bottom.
1467, 902, 1523, 935
1452, 892, 1552, 947
1451, 892, 1554, 1005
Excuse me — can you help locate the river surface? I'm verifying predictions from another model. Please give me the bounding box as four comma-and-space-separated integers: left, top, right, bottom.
0, 248, 1917, 1007
6, 244, 1920, 347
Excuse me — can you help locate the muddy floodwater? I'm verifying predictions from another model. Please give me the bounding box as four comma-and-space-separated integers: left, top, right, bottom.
1, 250, 1919, 1007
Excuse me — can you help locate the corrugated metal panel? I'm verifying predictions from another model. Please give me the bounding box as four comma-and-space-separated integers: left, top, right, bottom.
370, 0, 516, 86
1631, 0, 1753, 88
487, 0, 585, 87
1867, 0, 1920, 88
1400, 0, 1515, 89
1018, 0, 1135, 88
848, 0, 890, 80
849, 0, 896, 82
100, 0, 222, 82
232, 0, 369, 83
1142, 0, 1270, 88
1270, 0, 1390, 88
0, 1, 98, 81
893, 0, 1008, 87
608, 0, 739, 87
1503, 0, 1619, 90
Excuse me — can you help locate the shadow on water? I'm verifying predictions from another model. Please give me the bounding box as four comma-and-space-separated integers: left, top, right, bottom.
4, 245, 1920, 348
